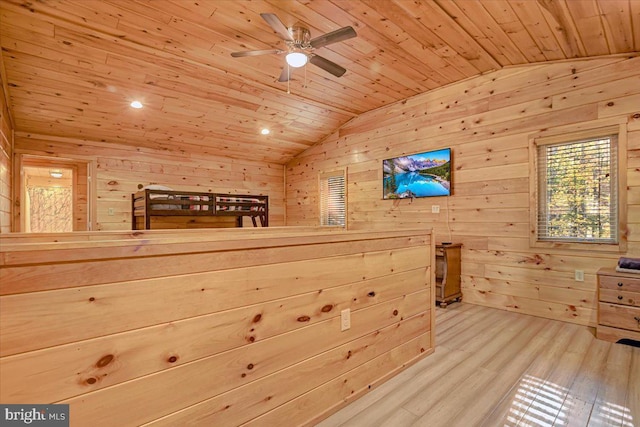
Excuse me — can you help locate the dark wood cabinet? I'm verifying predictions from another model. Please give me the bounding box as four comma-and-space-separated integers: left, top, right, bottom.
435, 243, 462, 308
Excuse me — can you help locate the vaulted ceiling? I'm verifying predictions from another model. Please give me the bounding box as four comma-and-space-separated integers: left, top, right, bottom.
1, 0, 639, 164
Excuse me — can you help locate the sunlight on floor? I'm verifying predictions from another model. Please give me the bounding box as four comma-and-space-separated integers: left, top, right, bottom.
588, 401, 635, 427
505, 374, 634, 426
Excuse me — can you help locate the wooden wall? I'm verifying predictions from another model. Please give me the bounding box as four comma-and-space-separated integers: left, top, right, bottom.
286, 55, 640, 327
0, 63, 12, 234
0, 227, 434, 426
13, 132, 285, 230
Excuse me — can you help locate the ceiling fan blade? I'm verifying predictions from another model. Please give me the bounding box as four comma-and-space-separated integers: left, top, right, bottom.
261, 13, 293, 41
278, 67, 291, 83
309, 55, 347, 78
310, 26, 357, 49
231, 49, 283, 58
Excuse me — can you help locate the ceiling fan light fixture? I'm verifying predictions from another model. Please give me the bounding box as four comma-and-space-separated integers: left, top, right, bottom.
285, 52, 308, 68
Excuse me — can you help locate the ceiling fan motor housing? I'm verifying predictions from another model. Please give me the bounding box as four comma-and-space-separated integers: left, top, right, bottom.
287, 25, 311, 50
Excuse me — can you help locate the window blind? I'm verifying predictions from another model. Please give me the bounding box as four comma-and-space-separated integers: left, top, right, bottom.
320, 171, 346, 227
536, 134, 618, 243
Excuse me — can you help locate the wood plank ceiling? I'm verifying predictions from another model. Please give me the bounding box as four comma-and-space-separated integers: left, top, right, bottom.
1, 0, 639, 164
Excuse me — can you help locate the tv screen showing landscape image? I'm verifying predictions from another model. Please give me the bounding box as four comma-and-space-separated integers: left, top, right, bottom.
383, 148, 451, 199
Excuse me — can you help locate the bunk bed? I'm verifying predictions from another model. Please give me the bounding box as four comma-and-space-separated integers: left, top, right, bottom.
131, 189, 268, 230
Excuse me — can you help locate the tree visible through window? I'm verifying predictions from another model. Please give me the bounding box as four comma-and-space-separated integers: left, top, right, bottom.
536, 133, 618, 243
320, 170, 346, 227
27, 186, 73, 233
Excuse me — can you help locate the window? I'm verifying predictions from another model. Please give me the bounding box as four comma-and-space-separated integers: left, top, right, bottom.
319, 170, 346, 227
530, 124, 627, 251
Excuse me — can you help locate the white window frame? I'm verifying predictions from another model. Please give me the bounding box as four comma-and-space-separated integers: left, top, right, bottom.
529, 123, 627, 253
319, 169, 346, 228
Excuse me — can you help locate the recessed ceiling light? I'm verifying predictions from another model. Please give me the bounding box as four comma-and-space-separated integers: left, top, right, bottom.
130, 100, 143, 109
50, 171, 63, 179
260, 128, 270, 135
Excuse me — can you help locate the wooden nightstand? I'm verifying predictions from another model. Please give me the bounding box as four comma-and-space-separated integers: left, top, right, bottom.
596, 268, 640, 343
435, 243, 462, 308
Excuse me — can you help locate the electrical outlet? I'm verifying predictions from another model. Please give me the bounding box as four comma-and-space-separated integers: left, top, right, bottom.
575, 270, 584, 282
341, 308, 351, 331
108, 208, 115, 216
431, 205, 440, 213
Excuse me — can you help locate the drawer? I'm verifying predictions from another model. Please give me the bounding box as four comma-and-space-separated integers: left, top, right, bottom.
435, 282, 443, 296
435, 258, 445, 277
599, 289, 640, 307
598, 274, 640, 292
599, 303, 640, 332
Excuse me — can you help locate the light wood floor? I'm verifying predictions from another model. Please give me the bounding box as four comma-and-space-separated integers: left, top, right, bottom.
316, 303, 640, 427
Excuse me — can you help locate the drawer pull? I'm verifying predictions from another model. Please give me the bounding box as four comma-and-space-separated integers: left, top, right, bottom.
617, 295, 623, 300
618, 282, 624, 287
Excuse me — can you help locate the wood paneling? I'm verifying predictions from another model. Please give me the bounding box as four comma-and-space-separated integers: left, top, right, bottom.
286, 55, 640, 327
13, 132, 285, 230
1, 0, 638, 166
0, 227, 434, 425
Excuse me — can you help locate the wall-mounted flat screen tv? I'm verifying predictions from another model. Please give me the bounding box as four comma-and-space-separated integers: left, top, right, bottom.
383, 148, 451, 199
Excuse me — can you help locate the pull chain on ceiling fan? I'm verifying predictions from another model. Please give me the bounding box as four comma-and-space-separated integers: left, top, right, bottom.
231, 13, 357, 83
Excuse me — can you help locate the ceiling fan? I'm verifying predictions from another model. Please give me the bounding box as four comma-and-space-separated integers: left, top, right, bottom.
231, 13, 357, 82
